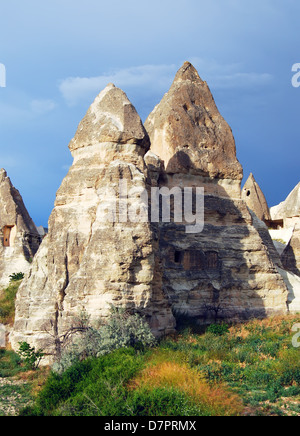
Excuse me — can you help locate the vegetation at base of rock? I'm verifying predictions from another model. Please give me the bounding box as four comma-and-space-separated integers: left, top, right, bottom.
20, 348, 242, 417
206, 323, 230, 336
0, 280, 22, 325
0, 349, 50, 416
52, 307, 156, 374
9, 272, 25, 282
0, 350, 23, 378
17, 342, 44, 370
16, 315, 300, 417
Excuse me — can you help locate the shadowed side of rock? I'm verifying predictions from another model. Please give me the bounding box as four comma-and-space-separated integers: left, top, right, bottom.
281, 224, 300, 277
145, 62, 288, 325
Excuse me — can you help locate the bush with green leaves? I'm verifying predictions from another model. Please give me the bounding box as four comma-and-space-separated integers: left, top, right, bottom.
52, 307, 156, 374
206, 323, 230, 336
17, 342, 44, 370
9, 272, 25, 282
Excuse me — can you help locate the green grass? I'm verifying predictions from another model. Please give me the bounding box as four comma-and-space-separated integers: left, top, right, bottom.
0, 349, 23, 378
21, 348, 242, 416
159, 315, 300, 415
2, 315, 300, 416
0, 280, 22, 325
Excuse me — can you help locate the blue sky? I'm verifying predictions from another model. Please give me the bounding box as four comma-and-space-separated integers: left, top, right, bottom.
0, 0, 299, 227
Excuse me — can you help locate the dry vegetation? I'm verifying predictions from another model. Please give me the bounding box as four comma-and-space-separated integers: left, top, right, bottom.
0, 312, 299, 416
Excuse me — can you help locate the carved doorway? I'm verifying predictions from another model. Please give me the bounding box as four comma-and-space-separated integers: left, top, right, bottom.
3, 226, 14, 247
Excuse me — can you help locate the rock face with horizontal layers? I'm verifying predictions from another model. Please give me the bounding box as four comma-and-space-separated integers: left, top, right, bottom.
11, 64, 289, 362
145, 62, 288, 325
0, 169, 40, 288
11, 84, 176, 360
242, 173, 271, 223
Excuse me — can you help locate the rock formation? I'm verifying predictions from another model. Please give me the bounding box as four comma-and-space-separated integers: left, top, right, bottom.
281, 224, 300, 276
145, 62, 243, 198
242, 173, 271, 223
11, 63, 290, 362
0, 169, 40, 288
144, 62, 288, 324
10, 84, 175, 359
268, 181, 300, 278
270, 182, 300, 229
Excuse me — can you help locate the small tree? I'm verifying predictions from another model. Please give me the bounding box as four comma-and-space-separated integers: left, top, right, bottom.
18, 342, 44, 370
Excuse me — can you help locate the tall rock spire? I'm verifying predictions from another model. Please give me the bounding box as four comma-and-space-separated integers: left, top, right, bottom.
11, 85, 175, 361
69, 83, 150, 152
145, 61, 243, 182
144, 63, 288, 326
0, 169, 40, 288
242, 173, 271, 223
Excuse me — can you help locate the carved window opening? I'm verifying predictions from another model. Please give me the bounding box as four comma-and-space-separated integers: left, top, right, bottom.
246, 190, 251, 197
185, 250, 205, 270
174, 250, 182, 264
206, 251, 219, 270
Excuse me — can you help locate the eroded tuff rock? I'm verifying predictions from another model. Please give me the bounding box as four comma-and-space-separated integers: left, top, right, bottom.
0, 169, 40, 288
242, 173, 271, 223
69, 83, 150, 151
144, 61, 243, 195
11, 85, 175, 360
270, 182, 300, 228
281, 224, 300, 276
145, 62, 288, 324
11, 64, 289, 362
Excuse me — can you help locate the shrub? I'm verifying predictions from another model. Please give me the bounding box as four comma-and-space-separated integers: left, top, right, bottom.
206, 323, 230, 336
17, 342, 44, 370
98, 306, 156, 353
53, 307, 156, 374
9, 272, 25, 282
23, 348, 144, 416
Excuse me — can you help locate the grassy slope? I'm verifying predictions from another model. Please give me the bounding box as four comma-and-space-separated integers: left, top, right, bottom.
1, 314, 298, 417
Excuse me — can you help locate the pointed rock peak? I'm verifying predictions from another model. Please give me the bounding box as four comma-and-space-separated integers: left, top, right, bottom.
173, 61, 203, 83
0, 168, 7, 181
242, 173, 271, 222
145, 63, 243, 181
243, 173, 259, 191
270, 181, 300, 221
245, 173, 258, 187
69, 83, 150, 153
